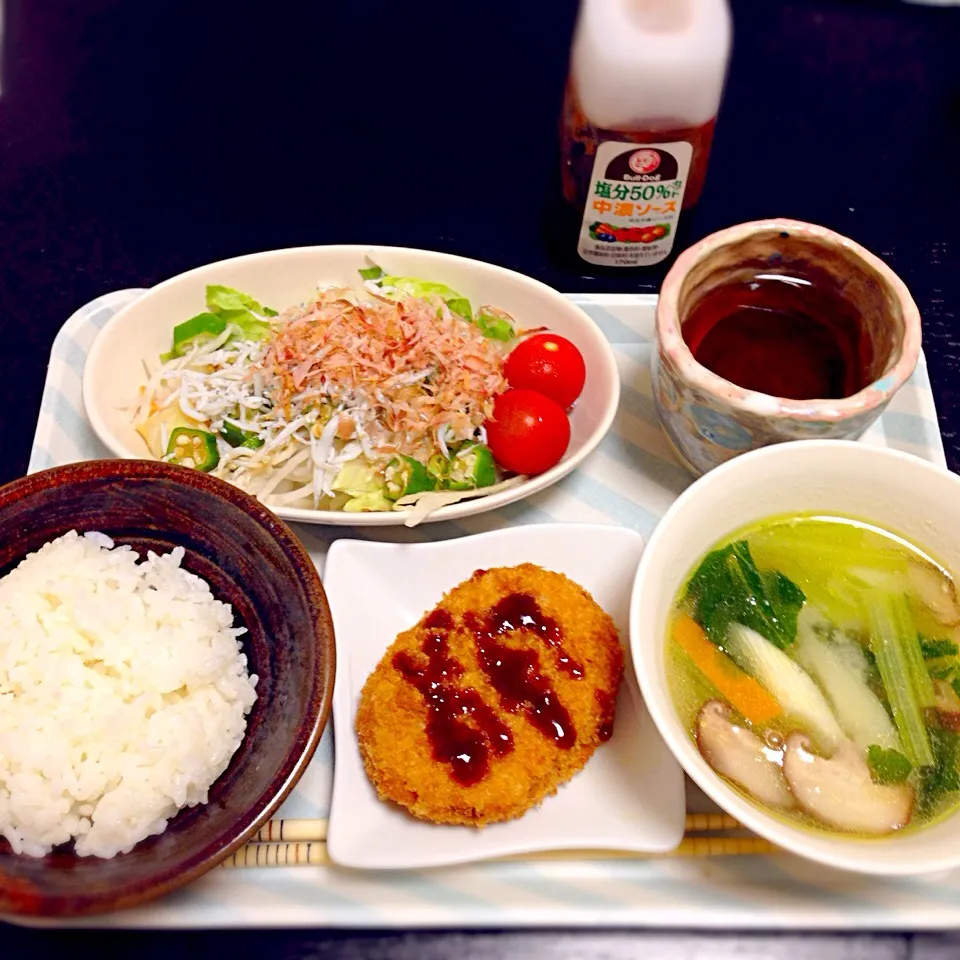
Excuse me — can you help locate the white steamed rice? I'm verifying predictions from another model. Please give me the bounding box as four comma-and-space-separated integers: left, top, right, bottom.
0, 530, 258, 859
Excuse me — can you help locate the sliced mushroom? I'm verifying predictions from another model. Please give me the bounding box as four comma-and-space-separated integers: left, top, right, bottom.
908, 561, 960, 627
696, 701, 795, 810
933, 679, 960, 732
781, 734, 913, 834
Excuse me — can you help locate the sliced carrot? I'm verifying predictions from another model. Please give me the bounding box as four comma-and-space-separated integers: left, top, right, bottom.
672, 614, 782, 726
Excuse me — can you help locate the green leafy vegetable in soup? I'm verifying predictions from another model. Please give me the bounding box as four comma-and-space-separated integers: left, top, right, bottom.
919, 727, 960, 815
668, 515, 960, 838
867, 745, 912, 785
921, 637, 959, 660
686, 540, 805, 649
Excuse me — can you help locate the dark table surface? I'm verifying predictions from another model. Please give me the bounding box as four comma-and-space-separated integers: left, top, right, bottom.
2, 0, 960, 954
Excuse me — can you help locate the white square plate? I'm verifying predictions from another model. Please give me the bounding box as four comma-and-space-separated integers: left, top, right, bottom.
325, 523, 686, 870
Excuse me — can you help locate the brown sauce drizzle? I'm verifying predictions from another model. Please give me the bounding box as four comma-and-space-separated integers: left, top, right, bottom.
594, 689, 616, 742
423, 609, 454, 631
485, 593, 584, 678
466, 593, 580, 750
393, 627, 513, 787
393, 590, 590, 785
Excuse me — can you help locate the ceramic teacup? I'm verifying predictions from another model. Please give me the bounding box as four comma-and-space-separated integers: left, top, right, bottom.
653, 218, 922, 476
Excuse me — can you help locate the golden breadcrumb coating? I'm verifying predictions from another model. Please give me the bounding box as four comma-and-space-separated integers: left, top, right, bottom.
356, 564, 623, 826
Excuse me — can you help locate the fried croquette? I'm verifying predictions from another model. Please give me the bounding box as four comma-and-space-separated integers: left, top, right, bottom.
356, 563, 624, 826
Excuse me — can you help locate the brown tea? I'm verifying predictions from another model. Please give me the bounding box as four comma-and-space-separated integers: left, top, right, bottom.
680, 274, 871, 400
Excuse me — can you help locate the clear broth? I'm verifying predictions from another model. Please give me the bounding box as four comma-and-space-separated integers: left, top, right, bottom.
668, 513, 960, 838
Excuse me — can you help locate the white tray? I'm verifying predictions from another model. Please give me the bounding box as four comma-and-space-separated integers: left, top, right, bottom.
22, 288, 960, 931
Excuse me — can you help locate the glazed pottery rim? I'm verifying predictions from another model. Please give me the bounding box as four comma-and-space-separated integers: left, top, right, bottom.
0, 458, 336, 916
656, 217, 923, 422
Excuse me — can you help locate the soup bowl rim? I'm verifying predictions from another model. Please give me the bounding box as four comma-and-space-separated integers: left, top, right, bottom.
631, 439, 960, 876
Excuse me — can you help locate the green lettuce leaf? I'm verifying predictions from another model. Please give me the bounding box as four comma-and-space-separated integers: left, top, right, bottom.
377, 276, 473, 321
475, 312, 515, 341
205, 284, 277, 341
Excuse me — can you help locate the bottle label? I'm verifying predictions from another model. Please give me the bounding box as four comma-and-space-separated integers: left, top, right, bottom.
576, 140, 693, 267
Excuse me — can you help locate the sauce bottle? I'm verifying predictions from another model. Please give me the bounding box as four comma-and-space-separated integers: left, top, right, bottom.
561, 0, 732, 268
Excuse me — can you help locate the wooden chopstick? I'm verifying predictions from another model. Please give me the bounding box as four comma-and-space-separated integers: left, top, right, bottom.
250, 818, 328, 844
225, 813, 756, 869
247, 812, 742, 846
683, 812, 741, 833
220, 834, 773, 869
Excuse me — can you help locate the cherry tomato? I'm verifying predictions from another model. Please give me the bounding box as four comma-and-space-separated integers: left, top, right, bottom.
651, 225, 666, 238
641, 232, 655, 243
504, 333, 586, 409
485, 389, 571, 476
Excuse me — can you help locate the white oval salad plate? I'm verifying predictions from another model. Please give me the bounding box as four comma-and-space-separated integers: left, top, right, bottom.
82, 245, 620, 527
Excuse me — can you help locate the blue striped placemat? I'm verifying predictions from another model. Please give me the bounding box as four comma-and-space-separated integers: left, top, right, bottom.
23, 288, 957, 931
